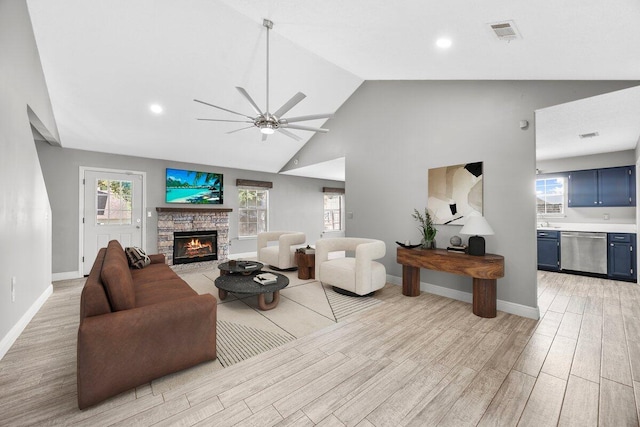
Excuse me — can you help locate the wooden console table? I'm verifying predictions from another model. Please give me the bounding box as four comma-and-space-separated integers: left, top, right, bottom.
397, 247, 505, 318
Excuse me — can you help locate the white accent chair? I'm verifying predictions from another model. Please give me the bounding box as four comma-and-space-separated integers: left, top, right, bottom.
257, 231, 306, 270
315, 238, 386, 296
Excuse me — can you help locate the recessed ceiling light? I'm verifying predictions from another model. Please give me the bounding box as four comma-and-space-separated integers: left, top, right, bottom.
436, 37, 452, 49
149, 104, 163, 114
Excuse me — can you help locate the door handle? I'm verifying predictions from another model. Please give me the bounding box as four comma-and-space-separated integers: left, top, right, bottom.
136, 225, 141, 229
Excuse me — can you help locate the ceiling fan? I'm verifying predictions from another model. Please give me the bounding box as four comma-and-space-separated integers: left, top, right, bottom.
194, 19, 333, 142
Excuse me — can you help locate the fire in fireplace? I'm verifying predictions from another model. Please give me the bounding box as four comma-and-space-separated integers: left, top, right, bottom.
173, 230, 217, 265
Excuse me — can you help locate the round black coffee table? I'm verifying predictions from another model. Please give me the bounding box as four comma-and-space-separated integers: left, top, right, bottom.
214, 270, 289, 311
217, 260, 263, 276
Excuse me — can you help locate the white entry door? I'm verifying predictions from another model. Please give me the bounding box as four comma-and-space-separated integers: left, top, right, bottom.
83, 169, 144, 275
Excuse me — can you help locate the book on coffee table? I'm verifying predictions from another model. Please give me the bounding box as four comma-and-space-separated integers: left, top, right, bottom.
254, 273, 278, 285
240, 262, 257, 269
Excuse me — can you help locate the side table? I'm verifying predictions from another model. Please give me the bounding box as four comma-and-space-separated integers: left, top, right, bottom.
295, 249, 315, 280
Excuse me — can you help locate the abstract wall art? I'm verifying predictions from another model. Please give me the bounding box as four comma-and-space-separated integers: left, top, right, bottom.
428, 162, 483, 225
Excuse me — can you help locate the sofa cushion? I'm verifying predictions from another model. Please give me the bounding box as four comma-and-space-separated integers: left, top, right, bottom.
101, 241, 136, 311
134, 279, 197, 307
131, 263, 179, 284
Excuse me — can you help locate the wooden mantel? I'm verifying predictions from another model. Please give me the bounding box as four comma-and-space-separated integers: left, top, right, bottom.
156, 207, 232, 213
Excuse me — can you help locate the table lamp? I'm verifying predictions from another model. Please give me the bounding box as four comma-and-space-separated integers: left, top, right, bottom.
460, 215, 494, 256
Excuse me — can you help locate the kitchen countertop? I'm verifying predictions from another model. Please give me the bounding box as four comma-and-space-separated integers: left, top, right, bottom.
537, 222, 636, 234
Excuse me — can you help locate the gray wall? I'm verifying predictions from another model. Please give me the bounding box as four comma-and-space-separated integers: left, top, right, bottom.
285, 80, 639, 311
0, 1, 58, 346
537, 150, 636, 224
34, 143, 343, 275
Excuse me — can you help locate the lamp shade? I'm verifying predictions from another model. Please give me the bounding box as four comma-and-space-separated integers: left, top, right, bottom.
459, 216, 494, 236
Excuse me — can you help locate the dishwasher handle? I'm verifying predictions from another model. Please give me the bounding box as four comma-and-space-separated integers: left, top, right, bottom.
562, 233, 607, 239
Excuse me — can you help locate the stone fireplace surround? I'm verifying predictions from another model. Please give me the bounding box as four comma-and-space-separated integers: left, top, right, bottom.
156, 207, 232, 265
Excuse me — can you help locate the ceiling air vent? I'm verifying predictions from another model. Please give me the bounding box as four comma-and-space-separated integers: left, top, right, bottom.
579, 132, 599, 139
488, 20, 521, 41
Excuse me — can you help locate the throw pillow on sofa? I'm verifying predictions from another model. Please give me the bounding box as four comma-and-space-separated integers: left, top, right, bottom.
125, 247, 151, 269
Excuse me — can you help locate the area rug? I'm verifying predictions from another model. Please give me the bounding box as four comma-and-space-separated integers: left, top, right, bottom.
175, 261, 384, 369
216, 320, 296, 368
325, 286, 383, 321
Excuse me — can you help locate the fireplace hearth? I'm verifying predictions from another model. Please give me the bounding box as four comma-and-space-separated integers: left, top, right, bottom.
173, 230, 217, 265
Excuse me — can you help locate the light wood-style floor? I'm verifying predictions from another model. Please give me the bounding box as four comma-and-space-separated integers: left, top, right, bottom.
1, 271, 640, 426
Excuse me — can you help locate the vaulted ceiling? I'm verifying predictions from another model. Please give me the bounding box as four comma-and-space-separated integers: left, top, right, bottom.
27, 0, 640, 179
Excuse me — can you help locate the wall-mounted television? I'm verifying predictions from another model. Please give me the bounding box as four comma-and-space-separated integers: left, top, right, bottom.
166, 168, 223, 204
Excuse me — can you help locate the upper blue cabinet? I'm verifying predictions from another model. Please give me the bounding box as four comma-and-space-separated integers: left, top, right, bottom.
568, 166, 635, 207
567, 169, 598, 206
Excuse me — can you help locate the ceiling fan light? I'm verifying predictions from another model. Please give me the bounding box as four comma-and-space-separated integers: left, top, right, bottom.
260, 127, 275, 135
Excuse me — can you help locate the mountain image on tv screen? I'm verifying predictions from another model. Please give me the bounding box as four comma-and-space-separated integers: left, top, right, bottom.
166, 168, 223, 204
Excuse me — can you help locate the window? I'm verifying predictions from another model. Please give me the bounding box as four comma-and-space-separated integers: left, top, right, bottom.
238, 188, 268, 237
536, 177, 565, 215
96, 179, 132, 225
324, 194, 343, 231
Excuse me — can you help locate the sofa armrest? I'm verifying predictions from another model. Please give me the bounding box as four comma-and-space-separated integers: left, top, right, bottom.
149, 253, 165, 264
77, 294, 216, 409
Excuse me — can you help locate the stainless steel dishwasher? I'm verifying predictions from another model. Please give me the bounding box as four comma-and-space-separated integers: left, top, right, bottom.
560, 231, 607, 274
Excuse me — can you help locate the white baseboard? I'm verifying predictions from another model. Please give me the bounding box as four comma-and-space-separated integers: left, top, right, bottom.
387, 274, 539, 320
52, 271, 82, 281
0, 284, 53, 361
229, 251, 257, 260
496, 299, 540, 320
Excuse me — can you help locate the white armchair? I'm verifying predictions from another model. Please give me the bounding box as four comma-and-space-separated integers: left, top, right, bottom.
257, 231, 306, 270
315, 238, 386, 296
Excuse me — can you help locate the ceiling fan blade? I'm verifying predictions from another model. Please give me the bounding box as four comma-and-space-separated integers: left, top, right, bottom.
282, 113, 334, 123
197, 118, 253, 123
277, 128, 302, 141
236, 87, 264, 116
226, 125, 255, 135
281, 123, 329, 133
193, 99, 254, 120
261, 133, 268, 142
272, 92, 306, 118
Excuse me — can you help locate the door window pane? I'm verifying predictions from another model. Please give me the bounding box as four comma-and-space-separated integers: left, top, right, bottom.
96, 179, 133, 225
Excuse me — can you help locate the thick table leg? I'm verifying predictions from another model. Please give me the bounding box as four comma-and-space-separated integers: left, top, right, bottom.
218, 289, 228, 300
402, 265, 420, 297
258, 291, 280, 311
473, 278, 497, 318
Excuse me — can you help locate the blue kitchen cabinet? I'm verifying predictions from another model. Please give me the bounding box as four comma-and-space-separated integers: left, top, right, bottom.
569, 166, 635, 208
607, 233, 636, 281
599, 166, 635, 206
537, 230, 560, 271
568, 169, 598, 207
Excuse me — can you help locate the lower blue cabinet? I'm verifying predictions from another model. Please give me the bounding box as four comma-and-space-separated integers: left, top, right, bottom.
537, 230, 560, 271
608, 233, 636, 282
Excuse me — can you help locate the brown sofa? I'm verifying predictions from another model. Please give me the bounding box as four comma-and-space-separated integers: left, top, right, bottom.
77, 240, 217, 409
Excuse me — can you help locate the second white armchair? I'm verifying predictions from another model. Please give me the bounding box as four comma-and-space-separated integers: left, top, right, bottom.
315, 237, 386, 296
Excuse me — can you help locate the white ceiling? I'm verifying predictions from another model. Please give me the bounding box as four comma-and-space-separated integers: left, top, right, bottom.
280, 157, 346, 181
536, 86, 640, 161
26, 0, 640, 179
